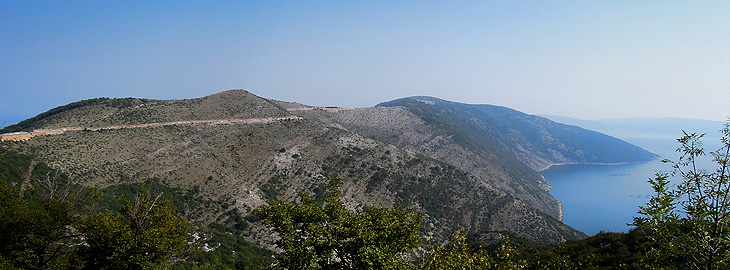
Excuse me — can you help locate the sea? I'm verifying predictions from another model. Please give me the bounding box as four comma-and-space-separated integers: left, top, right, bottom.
541, 119, 725, 236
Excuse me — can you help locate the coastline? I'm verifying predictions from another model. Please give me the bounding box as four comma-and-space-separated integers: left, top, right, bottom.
540, 158, 665, 234
537, 160, 657, 172
539, 159, 658, 224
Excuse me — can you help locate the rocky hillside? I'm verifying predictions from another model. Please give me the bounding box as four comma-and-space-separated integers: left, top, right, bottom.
294, 97, 656, 220
377, 97, 657, 171
1, 90, 625, 244
292, 106, 558, 219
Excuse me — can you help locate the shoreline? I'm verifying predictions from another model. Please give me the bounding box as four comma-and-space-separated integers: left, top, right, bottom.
538, 159, 656, 222
538, 159, 658, 172
539, 159, 656, 223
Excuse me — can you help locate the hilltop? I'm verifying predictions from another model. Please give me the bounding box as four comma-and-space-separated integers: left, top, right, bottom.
1, 90, 289, 133
0, 90, 657, 246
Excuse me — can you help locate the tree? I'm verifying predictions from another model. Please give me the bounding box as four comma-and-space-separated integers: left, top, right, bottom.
80, 185, 191, 270
419, 231, 529, 270
419, 231, 492, 270
634, 121, 730, 269
0, 168, 95, 269
0, 150, 193, 269
254, 178, 423, 270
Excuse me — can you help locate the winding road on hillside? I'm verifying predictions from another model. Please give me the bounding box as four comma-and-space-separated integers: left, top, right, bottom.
0, 116, 302, 142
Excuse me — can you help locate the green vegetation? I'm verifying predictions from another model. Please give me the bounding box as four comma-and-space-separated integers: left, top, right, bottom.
0, 160, 190, 270
0, 149, 57, 186
80, 185, 190, 270
173, 229, 272, 270
0, 173, 188, 269
0, 149, 272, 269
256, 178, 571, 269
255, 178, 422, 269
255, 178, 535, 269
96, 178, 206, 218
0, 171, 93, 269
511, 230, 646, 269
421, 231, 525, 270
632, 122, 730, 269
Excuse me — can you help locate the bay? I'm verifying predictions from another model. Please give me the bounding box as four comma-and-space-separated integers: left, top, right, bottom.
542, 161, 665, 236
541, 118, 725, 236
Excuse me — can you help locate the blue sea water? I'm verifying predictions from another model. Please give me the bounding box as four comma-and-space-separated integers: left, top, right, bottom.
542, 125, 724, 236
542, 161, 667, 236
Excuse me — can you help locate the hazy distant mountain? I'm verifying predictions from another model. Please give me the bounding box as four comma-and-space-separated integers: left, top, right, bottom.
2, 90, 661, 245
544, 116, 725, 136
544, 115, 727, 158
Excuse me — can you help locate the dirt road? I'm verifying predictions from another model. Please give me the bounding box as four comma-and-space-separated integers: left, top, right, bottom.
0, 116, 302, 142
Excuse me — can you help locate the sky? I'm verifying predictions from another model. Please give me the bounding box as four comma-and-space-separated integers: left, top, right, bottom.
1, 1, 729, 126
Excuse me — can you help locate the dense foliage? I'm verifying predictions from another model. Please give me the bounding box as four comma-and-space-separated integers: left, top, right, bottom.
255, 178, 423, 269
80, 185, 190, 270
0, 172, 190, 270
256, 177, 542, 270
421, 231, 526, 270
0, 148, 276, 269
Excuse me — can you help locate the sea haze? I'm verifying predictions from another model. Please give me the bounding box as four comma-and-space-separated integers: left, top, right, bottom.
542, 117, 726, 236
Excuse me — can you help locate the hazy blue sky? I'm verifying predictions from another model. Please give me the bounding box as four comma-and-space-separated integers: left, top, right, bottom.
2, 1, 729, 126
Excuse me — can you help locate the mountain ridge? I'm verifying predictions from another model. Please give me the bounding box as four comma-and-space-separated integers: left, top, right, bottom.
295, 95, 656, 222
377, 96, 658, 170
0, 90, 657, 245
1, 90, 289, 133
